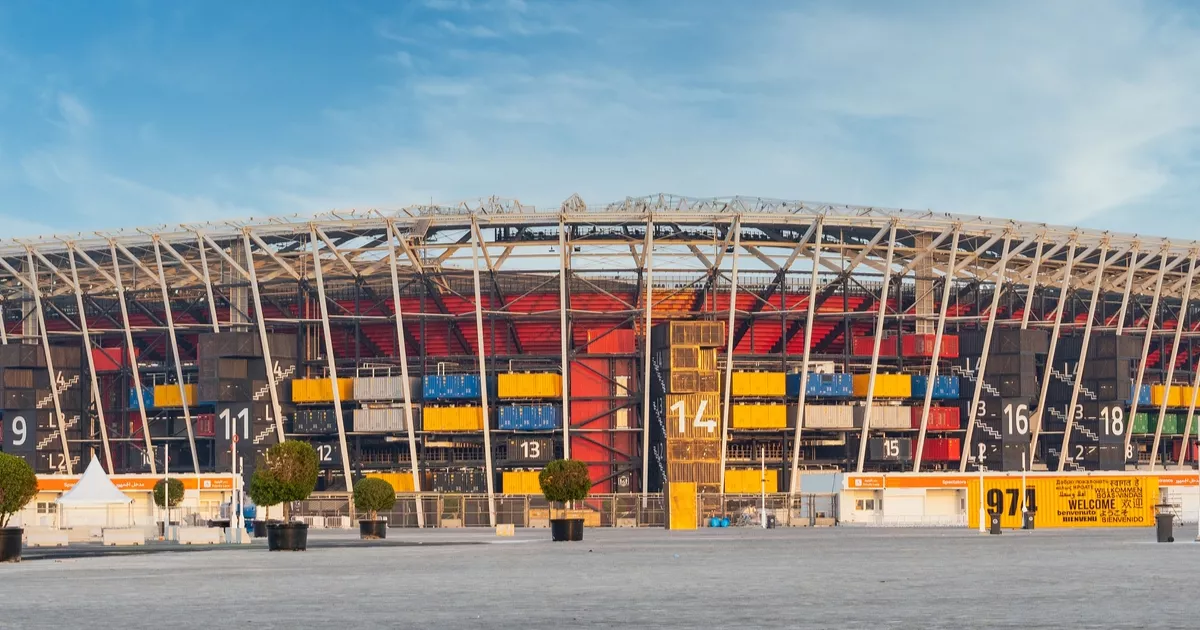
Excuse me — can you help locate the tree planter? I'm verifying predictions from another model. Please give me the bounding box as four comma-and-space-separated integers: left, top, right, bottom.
359, 520, 388, 540
266, 522, 309, 551
550, 518, 584, 542
252, 520, 269, 538
0, 528, 22, 563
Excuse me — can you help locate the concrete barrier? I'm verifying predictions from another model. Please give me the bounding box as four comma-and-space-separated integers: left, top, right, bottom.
25, 530, 68, 548
177, 528, 222, 545
529, 518, 549, 529
495, 524, 515, 537
66, 527, 102, 542
103, 528, 146, 546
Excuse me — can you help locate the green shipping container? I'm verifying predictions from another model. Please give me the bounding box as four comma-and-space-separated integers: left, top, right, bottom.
1132, 412, 1151, 434
1162, 413, 1184, 436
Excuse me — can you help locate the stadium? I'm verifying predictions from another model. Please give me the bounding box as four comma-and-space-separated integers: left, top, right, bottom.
3, 193, 1199, 530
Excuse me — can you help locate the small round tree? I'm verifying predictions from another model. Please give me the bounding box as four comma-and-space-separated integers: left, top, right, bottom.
353, 477, 396, 521
0, 453, 39, 529
152, 478, 185, 509
248, 441, 319, 520
539, 459, 592, 517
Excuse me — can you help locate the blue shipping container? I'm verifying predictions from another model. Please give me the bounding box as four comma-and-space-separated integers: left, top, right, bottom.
1128, 383, 1152, 407
910, 375, 960, 400
128, 386, 154, 410
497, 404, 561, 431
786, 373, 854, 398
424, 374, 482, 400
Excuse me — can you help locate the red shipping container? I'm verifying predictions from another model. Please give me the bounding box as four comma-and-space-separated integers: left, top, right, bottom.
852, 336, 899, 357
1171, 438, 1199, 463
92, 347, 136, 372
195, 413, 216, 438
901, 334, 960, 359
922, 437, 961, 462
586, 328, 636, 354
910, 406, 961, 431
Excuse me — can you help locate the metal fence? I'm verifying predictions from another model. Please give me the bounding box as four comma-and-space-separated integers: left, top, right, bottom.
293, 492, 838, 528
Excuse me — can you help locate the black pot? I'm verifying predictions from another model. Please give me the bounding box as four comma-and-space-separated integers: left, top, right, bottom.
0, 528, 21, 563
252, 520, 268, 538
550, 518, 584, 542
266, 522, 309, 551
359, 520, 387, 540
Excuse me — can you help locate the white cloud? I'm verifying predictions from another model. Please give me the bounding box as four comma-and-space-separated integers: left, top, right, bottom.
56, 93, 92, 135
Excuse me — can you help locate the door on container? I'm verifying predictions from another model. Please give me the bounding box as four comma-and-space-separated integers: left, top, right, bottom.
879, 489, 924, 525
924, 489, 962, 525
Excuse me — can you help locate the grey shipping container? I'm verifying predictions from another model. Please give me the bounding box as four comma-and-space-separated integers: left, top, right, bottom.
353, 406, 422, 432
353, 376, 422, 402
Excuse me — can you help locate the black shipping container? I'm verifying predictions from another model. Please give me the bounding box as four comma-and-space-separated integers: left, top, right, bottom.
198, 377, 251, 403
959, 329, 1050, 356
1, 367, 35, 389
2, 389, 36, 409
968, 438, 1030, 471
1080, 358, 1133, 381
988, 353, 1038, 376
264, 333, 298, 359
198, 331, 259, 359
0, 344, 44, 368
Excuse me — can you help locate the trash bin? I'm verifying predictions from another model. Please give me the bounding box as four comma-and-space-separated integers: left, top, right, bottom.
1022, 510, 1036, 530
988, 511, 1002, 535
1156, 513, 1174, 543
766, 514, 777, 529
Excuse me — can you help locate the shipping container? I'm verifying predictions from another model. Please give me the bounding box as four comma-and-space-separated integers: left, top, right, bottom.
724, 468, 778, 493
365, 471, 416, 493
352, 376, 422, 402
669, 370, 698, 393
1151, 384, 1185, 408
291, 378, 354, 403
663, 393, 721, 438
651, 321, 725, 348
496, 404, 561, 431
1, 367, 34, 389
852, 336, 899, 357
697, 348, 717, 372
1128, 383, 1152, 407
901, 334, 960, 358
910, 405, 961, 431
921, 437, 961, 462
153, 384, 198, 408
786, 372, 854, 398
496, 373, 563, 399
423, 406, 485, 432
423, 374, 482, 400
198, 377, 251, 403
1171, 439, 1199, 462
731, 372, 786, 397
585, 328, 636, 353
353, 406, 421, 432
730, 404, 788, 429
696, 371, 720, 393
292, 408, 341, 434
909, 375, 960, 400
802, 405, 855, 429
502, 470, 543, 494
198, 331, 259, 359
853, 405, 911, 429
91, 347, 134, 372
852, 373, 911, 398
195, 413, 216, 437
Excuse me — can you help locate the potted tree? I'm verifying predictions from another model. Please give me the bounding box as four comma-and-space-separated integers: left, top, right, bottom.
353, 477, 395, 539
152, 478, 184, 538
539, 459, 592, 542
0, 453, 39, 562
248, 441, 319, 551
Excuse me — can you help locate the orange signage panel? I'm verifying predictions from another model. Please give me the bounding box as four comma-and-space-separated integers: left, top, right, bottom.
39, 475, 235, 493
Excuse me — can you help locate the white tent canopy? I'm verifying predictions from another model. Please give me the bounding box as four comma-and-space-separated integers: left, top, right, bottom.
56, 458, 134, 506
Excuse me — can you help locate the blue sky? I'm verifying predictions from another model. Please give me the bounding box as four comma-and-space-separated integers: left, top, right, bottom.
2, 0, 1200, 238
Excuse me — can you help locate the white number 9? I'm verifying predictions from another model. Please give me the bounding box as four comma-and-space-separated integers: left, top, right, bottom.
11, 415, 27, 446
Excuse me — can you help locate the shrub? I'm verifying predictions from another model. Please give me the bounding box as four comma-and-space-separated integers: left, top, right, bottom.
539, 459, 592, 508
152, 478, 185, 509
247, 441, 319, 510
353, 477, 397, 520
0, 453, 38, 528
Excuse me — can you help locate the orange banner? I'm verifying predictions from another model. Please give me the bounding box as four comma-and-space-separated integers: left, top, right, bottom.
39, 475, 235, 493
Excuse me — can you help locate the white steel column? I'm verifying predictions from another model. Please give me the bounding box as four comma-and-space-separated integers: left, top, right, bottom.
469, 218, 497, 528
16, 253, 72, 474
309, 228, 356, 505
1150, 252, 1198, 470
386, 219, 424, 527
109, 243, 156, 474
1056, 242, 1111, 472
241, 232, 287, 442
196, 233, 221, 333
856, 222, 899, 473
1178, 311, 1200, 469
1115, 246, 1141, 336
1125, 249, 1173, 459
559, 216, 572, 459
66, 247, 114, 472
640, 216, 655, 503
718, 216, 743, 492
959, 237, 1014, 471
1028, 240, 1078, 462
151, 239, 201, 475
1020, 239, 1046, 330
788, 219, 824, 496
913, 229, 960, 471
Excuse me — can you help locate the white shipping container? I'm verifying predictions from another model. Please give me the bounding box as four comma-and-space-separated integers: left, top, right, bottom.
353, 376, 422, 401
802, 405, 855, 429
852, 405, 911, 429
352, 406, 422, 432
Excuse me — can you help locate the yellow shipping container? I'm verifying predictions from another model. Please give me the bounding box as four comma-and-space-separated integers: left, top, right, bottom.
665, 393, 721, 438
153, 384, 197, 407
1152, 384, 1185, 407
731, 404, 788, 429
698, 348, 718, 372
852, 373, 912, 398
668, 482, 698, 530
724, 469, 780, 493
291, 377, 354, 403
366, 472, 416, 493
502, 470, 542, 494
731, 372, 787, 397
423, 406, 484, 431
497, 373, 563, 399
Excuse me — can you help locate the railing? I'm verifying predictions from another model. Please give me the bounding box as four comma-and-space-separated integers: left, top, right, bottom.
293, 492, 838, 528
